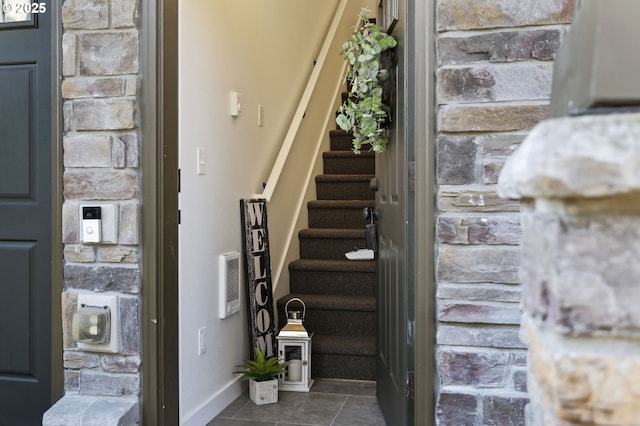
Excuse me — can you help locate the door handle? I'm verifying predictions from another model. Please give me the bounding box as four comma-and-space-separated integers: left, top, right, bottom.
363, 207, 378, 222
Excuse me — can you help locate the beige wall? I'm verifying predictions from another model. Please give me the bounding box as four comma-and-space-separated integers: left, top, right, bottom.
178, 1, 341, 422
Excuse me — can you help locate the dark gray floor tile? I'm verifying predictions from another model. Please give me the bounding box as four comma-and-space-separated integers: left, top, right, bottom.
332, 395, 387, 426
216, 394, 251, 418
311, 379, 376, 397
231, 391, 347, 425
208, 419, 277, 426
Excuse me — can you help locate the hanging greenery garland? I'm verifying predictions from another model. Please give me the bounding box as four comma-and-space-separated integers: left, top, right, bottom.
336, 10, 397, 154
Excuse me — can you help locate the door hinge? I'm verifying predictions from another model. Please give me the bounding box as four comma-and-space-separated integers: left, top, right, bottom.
408, 161, 416, 192
178, 209, 181, 225
178, 168, 181, 193
407, 371, 415, 400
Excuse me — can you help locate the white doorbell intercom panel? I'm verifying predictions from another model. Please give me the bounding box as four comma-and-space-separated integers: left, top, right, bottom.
79, 203, 118, 244
82, 206, 102, 243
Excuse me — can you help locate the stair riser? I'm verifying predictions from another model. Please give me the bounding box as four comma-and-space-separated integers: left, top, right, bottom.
290, 270, 375, 296
302, 310, 376, 337
330, 135, 354, 151
316, 181, 374, 201
323, 156, 374, 174
312, 353, 376, 381
308, 207, 371, 229
299, 237, 367, 260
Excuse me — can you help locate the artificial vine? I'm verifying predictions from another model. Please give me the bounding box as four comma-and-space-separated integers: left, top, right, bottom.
336, 10, 397, 154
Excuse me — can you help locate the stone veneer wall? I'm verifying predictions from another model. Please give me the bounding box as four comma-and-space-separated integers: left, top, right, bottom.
434, 0, 574, 424
58, 0, 141, 410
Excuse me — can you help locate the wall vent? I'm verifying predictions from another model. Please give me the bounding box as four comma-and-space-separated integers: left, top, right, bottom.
219, 252, 241, 319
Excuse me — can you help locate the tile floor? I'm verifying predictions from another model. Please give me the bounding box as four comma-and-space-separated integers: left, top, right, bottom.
208, 379, 387, 426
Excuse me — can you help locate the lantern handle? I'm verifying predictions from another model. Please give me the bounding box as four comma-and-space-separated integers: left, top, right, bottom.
285, 297, 306, 320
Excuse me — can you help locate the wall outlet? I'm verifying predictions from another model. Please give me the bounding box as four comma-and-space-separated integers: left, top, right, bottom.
198, 326, 207, 356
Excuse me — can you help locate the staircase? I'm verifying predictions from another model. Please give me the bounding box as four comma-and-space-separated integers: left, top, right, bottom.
276, 129, 377, 381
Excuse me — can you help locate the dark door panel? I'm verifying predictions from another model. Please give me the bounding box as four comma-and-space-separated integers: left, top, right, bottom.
0, 7, 52, 425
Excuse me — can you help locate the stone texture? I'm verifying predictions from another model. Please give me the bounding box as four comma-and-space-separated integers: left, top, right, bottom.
527, 320, 640, 425
437, 283, 521, 303
437, 214, 521, 245
64, 170, 138, 200
63, 352, 100, 370
118, 203, 139, 244
436, 391, 478, 426
120, 133, 139, 168
61, 77, 127, 98
482, 394, 528, 425
63, 134, 112, 167
438, 301, 522, 325
437, 63, 553, 104
437, 0, 575, 31
437, 245, 520, 283
61, 292, 78, 350
62, 202, 80, 243
498, 113, 640, 200
439, 103, 549, 132
62, 0, 108, 29
437, 324, 526, 349
482, 160, 504, 184
43, 395, 138, 426
112, 0, 139, 28
97, 246, 138, 263
478, 133, 525, 158
79, 370, 139, 396
119, 296, 140, 354
436, 135, 477, 184
438, 187, 521, 213
101, 355, 141, 373
64, 370, 81, 392
438, 349, 509, 387
64, 264, 140, 293
112, 137, 126, 168
68, 99, 136, 130
62, 33, 77, 76
519, 200, 640, 335
64, 245, 96, 263
513, 368, 528, 392
77, 32, 139, 76
438, 29, 564, 65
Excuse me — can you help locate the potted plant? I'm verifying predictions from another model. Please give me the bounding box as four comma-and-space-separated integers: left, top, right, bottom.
235, 347, 287, 405
336, 9, 397, 154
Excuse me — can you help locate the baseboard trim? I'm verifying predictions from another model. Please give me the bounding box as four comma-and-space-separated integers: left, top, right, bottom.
181, 376, 245, 426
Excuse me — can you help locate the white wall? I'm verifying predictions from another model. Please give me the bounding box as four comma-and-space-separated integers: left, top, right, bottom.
178, 1, 339, 423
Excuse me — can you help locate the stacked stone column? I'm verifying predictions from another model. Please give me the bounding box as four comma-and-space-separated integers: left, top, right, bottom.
499, 112, 640, 425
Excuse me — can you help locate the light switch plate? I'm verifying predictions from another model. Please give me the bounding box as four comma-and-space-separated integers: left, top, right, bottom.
76, 294, 119, 353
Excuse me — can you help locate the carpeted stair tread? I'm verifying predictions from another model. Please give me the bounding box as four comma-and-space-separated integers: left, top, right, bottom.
316, 174, 375, 201
312, 335, 376, 357
298, 228, 367, 260
315, 174, 374, 182
278, 293, 375, 312
323, 151, 375, 174
329, 129, 356, 151
307, 200, 374, 229
299, 228, 365, 239
289, 258, 375, 273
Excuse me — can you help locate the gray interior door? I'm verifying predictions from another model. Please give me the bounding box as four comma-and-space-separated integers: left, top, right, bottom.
376, 1, 412, 424
0, 7, 52, 425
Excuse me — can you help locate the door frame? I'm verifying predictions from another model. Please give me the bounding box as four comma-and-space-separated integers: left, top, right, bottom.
408, 0, 435, 424
141, 0, 180, 423
51, 1, 64, 403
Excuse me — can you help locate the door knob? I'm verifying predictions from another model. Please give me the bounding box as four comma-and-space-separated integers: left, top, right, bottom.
369, 178, 379, 191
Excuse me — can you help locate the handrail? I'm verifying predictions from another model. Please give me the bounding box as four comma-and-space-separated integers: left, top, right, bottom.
252, 0, 349, 201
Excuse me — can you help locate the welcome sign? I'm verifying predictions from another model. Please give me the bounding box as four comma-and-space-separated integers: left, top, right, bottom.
240, 199, 277, 360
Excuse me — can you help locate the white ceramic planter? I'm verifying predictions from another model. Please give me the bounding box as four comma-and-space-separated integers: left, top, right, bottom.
249, 378, 278, 405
